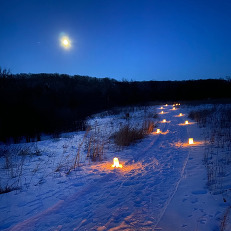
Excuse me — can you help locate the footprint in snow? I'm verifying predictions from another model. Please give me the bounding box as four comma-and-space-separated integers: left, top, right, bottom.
198, 217, 207, 224
191, 190, 207, 195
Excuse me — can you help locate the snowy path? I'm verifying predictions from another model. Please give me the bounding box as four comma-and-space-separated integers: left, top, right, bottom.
2, 105, 219, 231
158, 112, 221, 231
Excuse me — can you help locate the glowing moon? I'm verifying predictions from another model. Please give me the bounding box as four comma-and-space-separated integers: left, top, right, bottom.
63, 39, 69, 46
60, 36, 71, 49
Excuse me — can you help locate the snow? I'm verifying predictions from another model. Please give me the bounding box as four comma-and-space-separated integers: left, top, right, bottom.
0, 104, 228, 230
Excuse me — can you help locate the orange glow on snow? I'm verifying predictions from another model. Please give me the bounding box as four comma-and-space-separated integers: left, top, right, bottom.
175, 113, 184, 117
152, 129, 169, 135
161, 130, 169, 135
159, 111, 168, 114
161, 119, 170, 123
178, 121, 196, 126
112, 157, 122, 168
174, 140, 204, 148
90, 160, 157, 175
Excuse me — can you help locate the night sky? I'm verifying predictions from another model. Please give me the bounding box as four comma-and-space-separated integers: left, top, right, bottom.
1, 0, 231, 81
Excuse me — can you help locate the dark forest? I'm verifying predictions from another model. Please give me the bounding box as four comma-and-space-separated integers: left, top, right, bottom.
1, 70, 231, 143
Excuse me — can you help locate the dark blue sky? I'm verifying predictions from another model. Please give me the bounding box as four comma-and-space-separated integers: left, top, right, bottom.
1, 0, 231, 81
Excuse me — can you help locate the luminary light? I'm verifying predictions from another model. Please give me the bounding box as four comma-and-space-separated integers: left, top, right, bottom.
173, 107, 176, 110
165, 104, 168, 106
163, 119, 166, 123
179, 113, 183, 116
156, 129, 160, 133
173, 104, 175, 106
185, 120, 189, 124
188, 138, 194, 144
160, 106, 163, 109
112, 157, 122, 168
161, 111, 164, 114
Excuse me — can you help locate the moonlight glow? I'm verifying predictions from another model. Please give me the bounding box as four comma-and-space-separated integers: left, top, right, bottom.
60, 36, 71, 49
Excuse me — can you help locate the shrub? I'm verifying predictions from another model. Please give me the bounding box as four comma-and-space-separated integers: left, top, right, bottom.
142, 119, 155, 134
86, 134, 105, 161
113, 125, 145, 146
188, 108, 216, 125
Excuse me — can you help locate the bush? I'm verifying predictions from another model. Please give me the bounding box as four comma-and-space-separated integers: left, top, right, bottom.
113, 125, 145, 146
142, 120, 155, 134
188, 108, 216, 125
112, 120, 155, 147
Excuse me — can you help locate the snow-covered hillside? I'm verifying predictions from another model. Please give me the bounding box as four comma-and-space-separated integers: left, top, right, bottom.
0, 104, 229, 230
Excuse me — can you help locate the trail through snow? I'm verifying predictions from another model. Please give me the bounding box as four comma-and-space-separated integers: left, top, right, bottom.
1, 105, 222, 231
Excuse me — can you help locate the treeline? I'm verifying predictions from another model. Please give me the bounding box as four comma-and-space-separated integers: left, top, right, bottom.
0, 71, 231, 143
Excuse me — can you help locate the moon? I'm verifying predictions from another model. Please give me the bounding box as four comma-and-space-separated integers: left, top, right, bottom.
63, 39, 69, 46
60, 36, 71, 49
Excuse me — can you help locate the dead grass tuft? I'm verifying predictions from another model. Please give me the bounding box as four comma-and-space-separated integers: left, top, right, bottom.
113, 120, 155, 147
113, 125, 144, 146
220, 206, 231, 231
0, 184, 19, 194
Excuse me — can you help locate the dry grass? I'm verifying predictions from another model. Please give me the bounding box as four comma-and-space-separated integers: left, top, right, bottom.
142, 120, 155, 134
0, 146, 27, 194
113, 125, 144, 146
189, 105, 231, 231
189, 105, 231, 191
86, 133, 105, 161
188, 108, 216, 127
0, 184, 19, 194
113, 119, 155, 147
0, 141, 48, 193
220, 206, 231, 231
66, 124, 107, 174
66, 128, 90, 174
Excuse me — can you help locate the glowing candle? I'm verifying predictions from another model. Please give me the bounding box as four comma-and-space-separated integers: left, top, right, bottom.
161, 111, 164, 114
165, 104, 168, 106
185, 120, 189, 125
179, 113, 183, 116
188, 138, 194, 144
163, 119, 166, 123
173, 107, 176, 110
173, 104, 175, 106
160, 106, 163, 109
112, 157, 122, 168
156, 129, 160, 133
